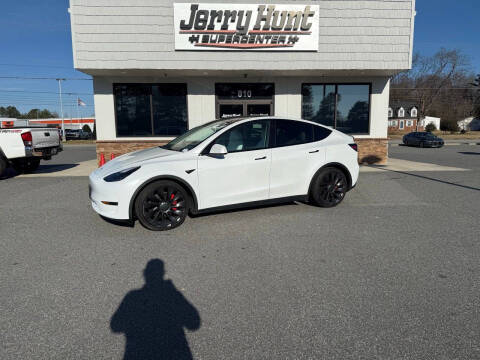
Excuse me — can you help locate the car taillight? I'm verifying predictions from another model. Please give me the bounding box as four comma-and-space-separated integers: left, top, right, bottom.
349, 143, 358, 152
21, 132, 33, 146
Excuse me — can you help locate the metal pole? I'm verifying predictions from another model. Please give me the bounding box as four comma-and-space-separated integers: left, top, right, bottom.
76, 97, 80, 124
56, 78, 66, 141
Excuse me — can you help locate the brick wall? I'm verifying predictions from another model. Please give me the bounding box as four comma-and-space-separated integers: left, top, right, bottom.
96, 140, 169, 163
388, 119, 423, 134
354, 138, 388, 165
97, 138, 388, 165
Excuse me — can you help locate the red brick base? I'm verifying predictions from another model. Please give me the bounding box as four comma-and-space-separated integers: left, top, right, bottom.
96, 140, 169, 163
353, 138, 388, 165
96, 138, 389, 165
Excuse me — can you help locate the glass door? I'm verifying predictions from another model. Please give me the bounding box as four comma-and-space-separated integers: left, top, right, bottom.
215, 83, 274, 119
218, 103, 244, 119
247, 103, 271, 117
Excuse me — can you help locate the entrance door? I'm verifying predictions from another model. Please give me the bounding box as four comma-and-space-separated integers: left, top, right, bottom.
218, 103, 244, 119
399, 120, 405, 130
216, 83, 274, 119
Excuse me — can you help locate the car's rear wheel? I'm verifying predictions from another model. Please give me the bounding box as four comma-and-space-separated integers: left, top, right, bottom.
310, 167, 348, 208
135, 180, 189, 231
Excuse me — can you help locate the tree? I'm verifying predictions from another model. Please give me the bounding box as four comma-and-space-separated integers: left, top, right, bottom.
82, 124, 92, 133
391, 48, 476, 124
346, 101, 369, 132
441, 118, 459, 132
313, 92, 338, 127
425, 123, 436, 132
0, 106, 22, 118
473, 74, 480, 118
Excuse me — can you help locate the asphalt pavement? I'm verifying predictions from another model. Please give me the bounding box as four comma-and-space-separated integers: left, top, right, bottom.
1, 144, 479, 359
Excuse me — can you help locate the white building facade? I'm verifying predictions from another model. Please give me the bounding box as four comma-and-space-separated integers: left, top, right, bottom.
69, 0, 416, 164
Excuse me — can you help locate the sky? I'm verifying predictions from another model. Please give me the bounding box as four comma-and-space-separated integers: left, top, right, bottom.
0, 0, 479, 117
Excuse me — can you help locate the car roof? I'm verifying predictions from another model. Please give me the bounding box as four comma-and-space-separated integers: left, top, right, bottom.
219, 116, 333, 129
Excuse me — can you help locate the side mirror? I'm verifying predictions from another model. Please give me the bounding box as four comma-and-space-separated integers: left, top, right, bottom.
209, 144, 228, 156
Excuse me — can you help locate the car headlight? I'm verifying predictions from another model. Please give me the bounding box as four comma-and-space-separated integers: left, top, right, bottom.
103, 166, 140, 182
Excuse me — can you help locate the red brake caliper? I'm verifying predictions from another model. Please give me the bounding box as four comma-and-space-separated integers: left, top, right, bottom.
171, 193, 177, 210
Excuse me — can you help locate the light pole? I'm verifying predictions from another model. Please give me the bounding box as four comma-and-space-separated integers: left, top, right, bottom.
56, 78, 66, 141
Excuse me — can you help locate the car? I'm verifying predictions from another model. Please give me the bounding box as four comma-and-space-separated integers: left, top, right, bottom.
402, 132, 444, 148
1, 125, 63, 177
65, 129, 92, 140
89, 117, 360, 231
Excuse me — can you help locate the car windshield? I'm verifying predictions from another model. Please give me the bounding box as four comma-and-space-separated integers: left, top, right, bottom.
162, 119, 240, 152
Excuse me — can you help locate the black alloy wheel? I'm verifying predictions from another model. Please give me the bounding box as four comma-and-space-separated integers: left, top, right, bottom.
310, 167, 348, 208
135, 180, 188, 231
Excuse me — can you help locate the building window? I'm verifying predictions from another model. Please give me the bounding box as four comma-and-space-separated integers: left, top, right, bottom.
114, 83, 188, 137
406, 120, 413, 127
410, 107, 417, 118
301, 83, 370, 134
398, 107, 405, 118
392, 120, 398, 126
388, 107, 393, 118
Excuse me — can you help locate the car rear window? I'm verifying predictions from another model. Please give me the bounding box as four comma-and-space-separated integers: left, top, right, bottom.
275, 120, 313, 147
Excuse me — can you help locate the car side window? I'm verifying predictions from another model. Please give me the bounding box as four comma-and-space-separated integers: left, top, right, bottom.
212, 120, 270, 153
275, 119, 314, 147
314, 125, 332, 141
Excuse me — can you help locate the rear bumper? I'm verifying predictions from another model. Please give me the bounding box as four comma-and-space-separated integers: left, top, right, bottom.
31, 145, 63, 158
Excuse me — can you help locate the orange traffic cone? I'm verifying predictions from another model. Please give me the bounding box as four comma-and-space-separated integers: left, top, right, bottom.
99, 153, 105, 167
110, 153, 116, 160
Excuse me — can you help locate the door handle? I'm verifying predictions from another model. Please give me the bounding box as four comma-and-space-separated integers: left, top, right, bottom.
255, 156, 267, 160
309, 150, 319, 153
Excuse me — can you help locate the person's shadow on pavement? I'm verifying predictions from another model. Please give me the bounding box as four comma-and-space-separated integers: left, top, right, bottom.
110, 259, 201, 360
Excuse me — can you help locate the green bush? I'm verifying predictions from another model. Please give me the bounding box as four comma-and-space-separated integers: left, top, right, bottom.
425, 123, 437, 132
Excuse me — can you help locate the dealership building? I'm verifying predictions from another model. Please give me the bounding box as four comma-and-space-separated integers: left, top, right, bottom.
69, 0, 415, 164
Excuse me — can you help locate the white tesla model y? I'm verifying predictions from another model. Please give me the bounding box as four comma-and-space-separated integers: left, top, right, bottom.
89, 117, 359, 231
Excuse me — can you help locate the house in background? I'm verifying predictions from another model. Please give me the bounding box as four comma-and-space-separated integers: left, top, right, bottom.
388, 101, 421, 132
420, 116, 441, 131
458, 116, 480, 131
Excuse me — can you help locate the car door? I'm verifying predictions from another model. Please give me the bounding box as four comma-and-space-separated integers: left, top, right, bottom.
197, 119, 272, 209
269, 119, 329, 199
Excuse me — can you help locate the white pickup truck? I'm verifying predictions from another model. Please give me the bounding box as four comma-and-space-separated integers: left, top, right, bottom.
0, 127, 63, 177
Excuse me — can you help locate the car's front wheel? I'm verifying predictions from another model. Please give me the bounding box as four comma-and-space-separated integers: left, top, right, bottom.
134, 180, 189, 231
310, 167, 348, 208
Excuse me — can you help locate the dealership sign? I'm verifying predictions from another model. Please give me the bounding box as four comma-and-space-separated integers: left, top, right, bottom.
174, 3, 319, 51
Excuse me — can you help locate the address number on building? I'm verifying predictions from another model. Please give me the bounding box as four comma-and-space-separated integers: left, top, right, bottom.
238, 90, 252, 98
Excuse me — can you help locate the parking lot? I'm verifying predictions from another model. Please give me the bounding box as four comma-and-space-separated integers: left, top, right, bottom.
1, 144, 479, 359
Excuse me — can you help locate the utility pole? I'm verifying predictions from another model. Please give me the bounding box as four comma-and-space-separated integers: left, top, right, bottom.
56, 78, 66, 141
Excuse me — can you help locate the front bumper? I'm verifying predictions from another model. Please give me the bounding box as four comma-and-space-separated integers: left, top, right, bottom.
88, 171, 135, 220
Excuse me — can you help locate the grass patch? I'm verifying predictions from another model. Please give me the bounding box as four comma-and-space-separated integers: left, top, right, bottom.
63, 140, 96, 145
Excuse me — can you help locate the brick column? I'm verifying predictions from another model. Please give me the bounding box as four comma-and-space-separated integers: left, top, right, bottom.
353, 138, 388, 165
